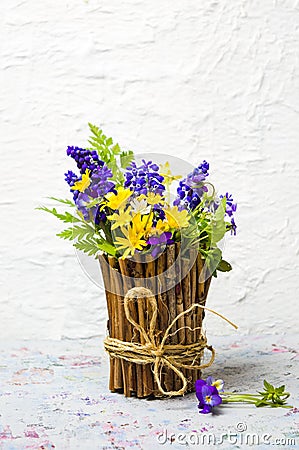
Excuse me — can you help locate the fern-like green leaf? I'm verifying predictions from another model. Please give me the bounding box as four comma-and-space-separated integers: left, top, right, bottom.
74, 236, 116, 257
48, 197, 75, 207
87, 123, 134, 186
56, 223, 116, 256
37, 206, 80, 224
56, 228, 74, 240
120, 150, 134, 169
74, 239, 99, 256
56, 223, 94, 241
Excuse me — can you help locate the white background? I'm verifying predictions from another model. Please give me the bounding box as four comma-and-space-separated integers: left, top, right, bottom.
1, 0, 299, 339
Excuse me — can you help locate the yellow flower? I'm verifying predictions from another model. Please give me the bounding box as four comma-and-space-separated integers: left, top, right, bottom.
115, 226, 147, 259
131, 212, 153, 236
154, 219, 170, 233
71, 169, 91, 192
107, 207, 132, 230
160, 161, 182, 184
105, 187, 132, 210
138, 193, 164, 206
165, 206, 190, 229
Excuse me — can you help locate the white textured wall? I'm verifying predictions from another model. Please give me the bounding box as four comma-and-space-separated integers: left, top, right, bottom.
1, 0, 299, 340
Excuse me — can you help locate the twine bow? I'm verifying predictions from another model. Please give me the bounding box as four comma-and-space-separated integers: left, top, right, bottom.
104, 287, 238, 397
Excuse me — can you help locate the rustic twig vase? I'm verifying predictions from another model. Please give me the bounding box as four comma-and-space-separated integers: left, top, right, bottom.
99, 242, 213, 398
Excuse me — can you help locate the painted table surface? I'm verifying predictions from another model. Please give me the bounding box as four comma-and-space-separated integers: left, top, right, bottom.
0, 334, 298, 450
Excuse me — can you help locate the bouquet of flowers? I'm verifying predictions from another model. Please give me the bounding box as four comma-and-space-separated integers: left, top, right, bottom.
39, 123, 238, 398
39, 123, 236, 270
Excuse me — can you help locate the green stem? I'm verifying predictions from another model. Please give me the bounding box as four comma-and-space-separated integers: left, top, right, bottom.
223, 393, 260, 400
222, 398, 257, 404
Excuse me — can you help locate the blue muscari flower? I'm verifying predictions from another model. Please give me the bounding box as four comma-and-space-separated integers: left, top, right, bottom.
64, 170, 80, 201
124, 159, 165, 196
152, 205, 165, 226
74, 165, 115, 223
230, 217, 237, 236
66, 146, 103, 174
173, 160, 209, 211
220, 192, 237, 235
65, 158, 115, 223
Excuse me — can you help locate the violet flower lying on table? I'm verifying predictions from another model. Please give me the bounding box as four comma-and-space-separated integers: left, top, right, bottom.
195, 378, 292, 414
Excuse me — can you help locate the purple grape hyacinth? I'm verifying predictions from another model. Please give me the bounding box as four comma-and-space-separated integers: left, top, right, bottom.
64, 170, 80, 201
66, 146, 103, 174
220, 192, 237, 235
74, 165, 116, 222
173, 160, 210, 211
124, 159, 165, 196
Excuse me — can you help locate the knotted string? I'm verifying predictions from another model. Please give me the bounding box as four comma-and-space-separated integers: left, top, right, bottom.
104, 287, 238, 396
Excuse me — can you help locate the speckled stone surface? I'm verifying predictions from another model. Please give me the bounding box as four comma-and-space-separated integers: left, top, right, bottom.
0, 334, 298, 449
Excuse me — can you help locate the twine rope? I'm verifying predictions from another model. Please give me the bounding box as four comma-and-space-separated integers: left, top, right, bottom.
104, 287, 238, 397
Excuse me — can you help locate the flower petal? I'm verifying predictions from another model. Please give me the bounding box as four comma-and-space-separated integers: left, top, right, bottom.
199, 404, 212, 414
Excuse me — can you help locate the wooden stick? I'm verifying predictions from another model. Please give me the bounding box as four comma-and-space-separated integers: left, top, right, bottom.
117, 258, 134, 397
166, 244, 177, 344
145, 255, 156, 396
98, 254, 115, 392
190, 248, 198, 343
188, 249, 200, 385
175, 243, 185, 345
108, 256, 123, 391
118, 258, 136, 396
132, 259, 147, 397
156, 249, 168, 396
181, 249, 193, 390
196, 252, 206, 383
171, 242, 184, 392
197, 252, 206, 303
163, 244, 176, 392
135, 257, 154, 397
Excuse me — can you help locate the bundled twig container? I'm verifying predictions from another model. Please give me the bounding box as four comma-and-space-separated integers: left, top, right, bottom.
99, 242, 213, 398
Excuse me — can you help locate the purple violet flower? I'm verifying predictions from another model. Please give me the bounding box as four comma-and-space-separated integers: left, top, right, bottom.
195, 378, 222, 414
147, 232, 174, 258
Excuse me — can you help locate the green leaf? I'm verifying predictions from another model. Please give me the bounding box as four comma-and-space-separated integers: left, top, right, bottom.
211, 197, 227, 245
255, 400, 267, 407
56, 224, 93, 241
275, 385, 285, 394
56, 228, 75, 240
203, 247, 222, 277
74, 239, 99, 256
263, 380, 275, 392
120, 150, 134, 169
217, 259, 232, 272
87, 123, 134, 187
97, 240, 117, 256
74, 237, 116, 257
37, 206, 80, 224
47, 197, 75, 207
112, 143, 121, 155
57, 223, 116, 257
